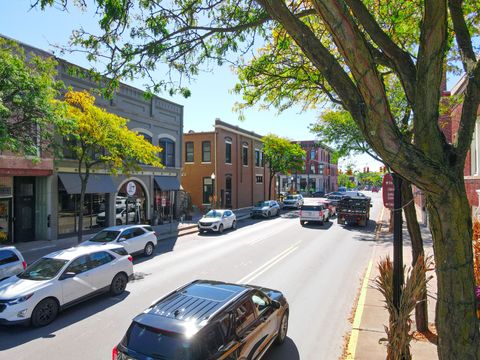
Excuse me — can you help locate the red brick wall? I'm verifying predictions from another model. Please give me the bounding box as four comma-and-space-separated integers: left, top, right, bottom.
465, 179, 480, 208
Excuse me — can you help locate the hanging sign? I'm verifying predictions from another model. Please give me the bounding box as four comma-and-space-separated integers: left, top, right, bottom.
126, 181, 137, 196
382, 173, 394, 209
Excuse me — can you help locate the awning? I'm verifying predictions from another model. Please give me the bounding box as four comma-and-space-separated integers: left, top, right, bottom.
58, 173, 116, 194
154, 176, 180, 191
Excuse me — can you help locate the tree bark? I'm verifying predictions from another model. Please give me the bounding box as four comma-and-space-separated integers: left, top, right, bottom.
269, 174, 274, 201
77, 167, 89, 244
402, 180, 428, 332
426, 181, 480, 359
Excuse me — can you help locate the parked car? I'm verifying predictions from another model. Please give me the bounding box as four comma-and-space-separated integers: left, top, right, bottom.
80, 225, 158, 257
112, 280, 289, 360
198, 209, 237, 234
325, 192, 346, 206
96, 207, 137, 226
283, 194, 304, 209
300, 202, 330, 226
344, 191, 370, 199
0, 244, 133, 326
0, 246, 27, 282
251, 200, 281, 218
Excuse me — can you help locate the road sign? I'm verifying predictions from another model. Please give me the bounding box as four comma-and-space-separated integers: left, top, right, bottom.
382, 173, 394, 209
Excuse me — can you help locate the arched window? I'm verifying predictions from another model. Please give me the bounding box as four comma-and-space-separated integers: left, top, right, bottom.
139, 132, 152, 144
159, 138, 175, 167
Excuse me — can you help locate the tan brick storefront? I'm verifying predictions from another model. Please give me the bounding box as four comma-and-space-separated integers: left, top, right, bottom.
182, 120, 274, 211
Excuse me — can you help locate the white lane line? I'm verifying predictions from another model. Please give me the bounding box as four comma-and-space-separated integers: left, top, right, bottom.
237, 241, 301, 284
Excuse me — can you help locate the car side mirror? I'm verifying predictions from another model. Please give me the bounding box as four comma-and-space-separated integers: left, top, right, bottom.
59, 272, 76, 280
271, 300, 281, 309
118, 237, 127, 242
370, 204, 373, 207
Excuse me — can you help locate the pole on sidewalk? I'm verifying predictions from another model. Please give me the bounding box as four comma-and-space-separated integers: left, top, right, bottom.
392, 173, 403, 311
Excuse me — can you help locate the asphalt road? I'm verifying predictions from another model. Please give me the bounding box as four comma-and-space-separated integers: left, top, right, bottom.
0, 193, 381, 360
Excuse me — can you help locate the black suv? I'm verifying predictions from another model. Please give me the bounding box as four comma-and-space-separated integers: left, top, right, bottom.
113, 280, 289, 360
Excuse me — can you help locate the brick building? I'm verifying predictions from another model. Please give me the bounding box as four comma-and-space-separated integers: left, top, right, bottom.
182, 119, 274, 211
278, 140, 338, 194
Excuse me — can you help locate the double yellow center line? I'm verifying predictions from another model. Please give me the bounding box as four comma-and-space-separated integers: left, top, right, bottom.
237, 241, 301, 284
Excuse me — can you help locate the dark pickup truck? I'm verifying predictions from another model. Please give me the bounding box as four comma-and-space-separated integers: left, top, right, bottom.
337, 196, 371, 227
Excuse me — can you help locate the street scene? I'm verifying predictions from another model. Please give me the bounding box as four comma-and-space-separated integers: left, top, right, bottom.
1, 1, 480, 360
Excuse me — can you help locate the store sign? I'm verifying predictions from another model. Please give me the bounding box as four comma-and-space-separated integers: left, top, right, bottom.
126, 181, 137, 196
382, 173, 394, 209
161, 198, 166, 207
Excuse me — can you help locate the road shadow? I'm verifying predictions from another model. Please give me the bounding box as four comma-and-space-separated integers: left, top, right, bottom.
0, 290, 130, 350
300, 221, 334, 230
264, 337, 300, 360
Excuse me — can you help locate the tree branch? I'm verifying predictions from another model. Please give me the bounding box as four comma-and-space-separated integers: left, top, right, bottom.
448, 0, 477, 73
344, 0, 417, 105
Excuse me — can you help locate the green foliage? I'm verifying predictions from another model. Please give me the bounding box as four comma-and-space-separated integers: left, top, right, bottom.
0, 38, 63, 157
262, 134, 305, 178
356, 171, 383, 187
337, 173, 356, 189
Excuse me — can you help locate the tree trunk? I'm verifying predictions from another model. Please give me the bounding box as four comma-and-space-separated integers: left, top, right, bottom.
402, 180, 428, 332
77, 169, 89, 244
426, 181, 480, 359
269, 174, 274, 201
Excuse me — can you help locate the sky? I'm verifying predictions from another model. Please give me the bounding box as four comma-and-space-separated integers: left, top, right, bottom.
2, 1, 460, 173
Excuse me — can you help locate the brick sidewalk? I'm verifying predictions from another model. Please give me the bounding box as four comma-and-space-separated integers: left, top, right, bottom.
351, 208, 438, 359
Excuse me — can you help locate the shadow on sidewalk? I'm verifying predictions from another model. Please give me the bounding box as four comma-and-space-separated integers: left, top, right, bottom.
264, 337, 300, 360
0, 291, 130, 350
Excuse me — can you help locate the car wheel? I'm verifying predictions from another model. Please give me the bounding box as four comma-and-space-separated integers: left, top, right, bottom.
218, 224, 224, 234
110, 273, 128, 295
276, 209, 280, 216
275, 311, 289, 345
116, 219, 122, 225
143, 242, 154, 257
31, 298, 59, 327
232, 220, 237, 230
267, 211, 271, 218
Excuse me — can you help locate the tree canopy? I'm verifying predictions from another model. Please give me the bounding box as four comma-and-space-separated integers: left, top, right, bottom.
0, 38, 62, 157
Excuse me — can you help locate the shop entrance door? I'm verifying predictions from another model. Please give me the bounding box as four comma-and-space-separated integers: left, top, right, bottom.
14, 177, 35, 242
0, 198, 12, 244
225, 176, 232, 209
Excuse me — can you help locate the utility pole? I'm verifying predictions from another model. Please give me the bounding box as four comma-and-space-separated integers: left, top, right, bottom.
392, 173, 403, 310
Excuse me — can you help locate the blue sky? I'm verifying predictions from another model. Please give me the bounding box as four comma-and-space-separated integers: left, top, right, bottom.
5, 1, 449, 171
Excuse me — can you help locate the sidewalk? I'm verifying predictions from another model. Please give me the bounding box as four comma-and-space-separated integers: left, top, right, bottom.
349, 208, 438, 359
13, 207, 253, 263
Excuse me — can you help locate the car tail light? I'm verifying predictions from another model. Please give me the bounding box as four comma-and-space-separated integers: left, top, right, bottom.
22, 261, 27, 270
112, 346, 118, 360
128, 255, 133, 262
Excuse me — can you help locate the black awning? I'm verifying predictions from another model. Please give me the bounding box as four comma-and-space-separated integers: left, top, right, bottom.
58, 173, 116, 194
154, 176, 180, 191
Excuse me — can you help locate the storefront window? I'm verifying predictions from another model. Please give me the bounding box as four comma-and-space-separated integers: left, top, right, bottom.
58, 179, 107, 235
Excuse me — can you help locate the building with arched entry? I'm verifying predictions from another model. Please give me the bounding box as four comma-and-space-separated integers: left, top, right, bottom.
0, 37, 183, 243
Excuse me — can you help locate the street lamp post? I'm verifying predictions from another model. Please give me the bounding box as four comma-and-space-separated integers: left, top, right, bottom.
210, 172, 216, 209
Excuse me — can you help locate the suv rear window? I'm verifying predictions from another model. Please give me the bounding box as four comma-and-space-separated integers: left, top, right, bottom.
121, 322, 201, 359
301, 205, 324, 211
0, 250, 19, 266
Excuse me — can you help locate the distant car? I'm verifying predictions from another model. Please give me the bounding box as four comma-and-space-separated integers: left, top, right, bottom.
0, 246, 27, 282
326, 192, 346, 206
80, 225, 158, 257
113, 280, 289, 360
338, 186, 347, 192
283, 194, 304, 209
300, 202, 329, 226
344, 191, 370, 199
319, 199, 337, 217
372, 186, 379, 193
251, 200, 281, 218
0, 244, 133, 326
96, 207, 137, 226
311, 191, 326, 198
198, 209, 236, 233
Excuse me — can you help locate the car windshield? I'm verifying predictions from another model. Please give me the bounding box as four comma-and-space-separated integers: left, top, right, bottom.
116, 208, 125, 214
286, 195, 298, 200
122, 322, 202, 360
89, 230, 121, 243
204, 210, 223, 218
18, 258, 68, 281
256, 201, 270, 207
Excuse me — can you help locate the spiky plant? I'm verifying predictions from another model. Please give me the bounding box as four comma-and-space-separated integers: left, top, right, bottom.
374, 255, 433, 360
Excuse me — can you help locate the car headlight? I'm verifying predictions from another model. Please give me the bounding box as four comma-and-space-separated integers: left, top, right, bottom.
7, 293, 34, 305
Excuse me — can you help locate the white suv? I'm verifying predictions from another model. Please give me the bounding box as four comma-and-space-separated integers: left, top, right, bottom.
81, 225, 158, 257
0, 247, 27, 282
0, 244, 133, 326
300, 203, 329, 226
283, 194, 304, 209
